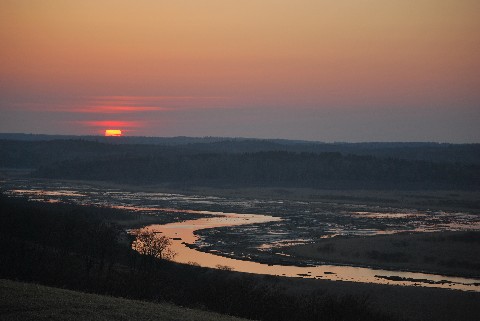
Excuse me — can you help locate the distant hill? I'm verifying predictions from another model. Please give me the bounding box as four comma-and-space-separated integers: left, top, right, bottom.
0, 133, 259, 145
1, 134, 479, 165
0, 139, 174, 168
183, 140, 480, 164
1, 136, 479, 190
34, 150, 480, 190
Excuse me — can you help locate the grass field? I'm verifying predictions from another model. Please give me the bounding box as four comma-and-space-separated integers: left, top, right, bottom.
0, 279, 252, 321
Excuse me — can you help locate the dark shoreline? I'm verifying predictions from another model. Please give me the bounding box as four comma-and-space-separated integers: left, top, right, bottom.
188, 239, 480, 278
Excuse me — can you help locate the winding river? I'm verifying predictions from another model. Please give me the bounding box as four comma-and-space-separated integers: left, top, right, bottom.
146, 210, 480, 292
4, 179, 479, 292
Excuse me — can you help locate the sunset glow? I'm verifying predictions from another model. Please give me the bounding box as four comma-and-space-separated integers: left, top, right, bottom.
105, 129, 122, 137
0, 1, 479, 142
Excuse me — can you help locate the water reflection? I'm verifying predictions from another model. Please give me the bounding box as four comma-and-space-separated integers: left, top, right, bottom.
147, 211, 480, 292
3, 178, 480, 292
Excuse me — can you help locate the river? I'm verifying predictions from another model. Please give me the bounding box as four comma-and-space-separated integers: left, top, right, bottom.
3, 178, 480, 292
145, 209, 480, 292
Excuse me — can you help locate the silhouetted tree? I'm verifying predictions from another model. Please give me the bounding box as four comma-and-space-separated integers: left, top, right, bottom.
131, 228, 175, 271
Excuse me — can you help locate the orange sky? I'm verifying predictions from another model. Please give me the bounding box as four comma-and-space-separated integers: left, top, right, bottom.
1, 1, 479, 141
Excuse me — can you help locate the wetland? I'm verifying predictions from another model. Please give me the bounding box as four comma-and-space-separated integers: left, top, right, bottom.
2, 177, 479, 292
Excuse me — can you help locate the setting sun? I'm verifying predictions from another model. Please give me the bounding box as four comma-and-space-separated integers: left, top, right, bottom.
105, 129, 122, 137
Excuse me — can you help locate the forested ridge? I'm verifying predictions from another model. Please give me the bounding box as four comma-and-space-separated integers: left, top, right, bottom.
2, 137, 480, 165
1, 138, 479, 190
34, 151, 479, 189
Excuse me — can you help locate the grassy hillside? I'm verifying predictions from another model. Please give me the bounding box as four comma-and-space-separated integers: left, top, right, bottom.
0, 279, 252, 321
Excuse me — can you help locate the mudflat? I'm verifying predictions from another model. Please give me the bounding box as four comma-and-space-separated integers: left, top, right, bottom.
287, 231, 480, 278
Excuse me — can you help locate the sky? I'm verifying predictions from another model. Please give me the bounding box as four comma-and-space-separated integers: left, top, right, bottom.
1, 0, 479, 142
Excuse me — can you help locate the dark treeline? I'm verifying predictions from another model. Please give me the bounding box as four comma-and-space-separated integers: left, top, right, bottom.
0, 133, 230, 145
0, 195, 399, 321
2, 138, 480, 167
2, 138, 478, 190
184, 141, 480, 165
35, 151, 480, 190
0, 139, 176, 168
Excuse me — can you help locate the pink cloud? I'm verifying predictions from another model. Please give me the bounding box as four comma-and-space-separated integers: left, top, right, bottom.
70, 105, 171, 113
76, 120, 144, 128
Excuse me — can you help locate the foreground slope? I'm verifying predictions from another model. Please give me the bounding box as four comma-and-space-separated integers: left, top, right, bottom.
0, 279, 252, 321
